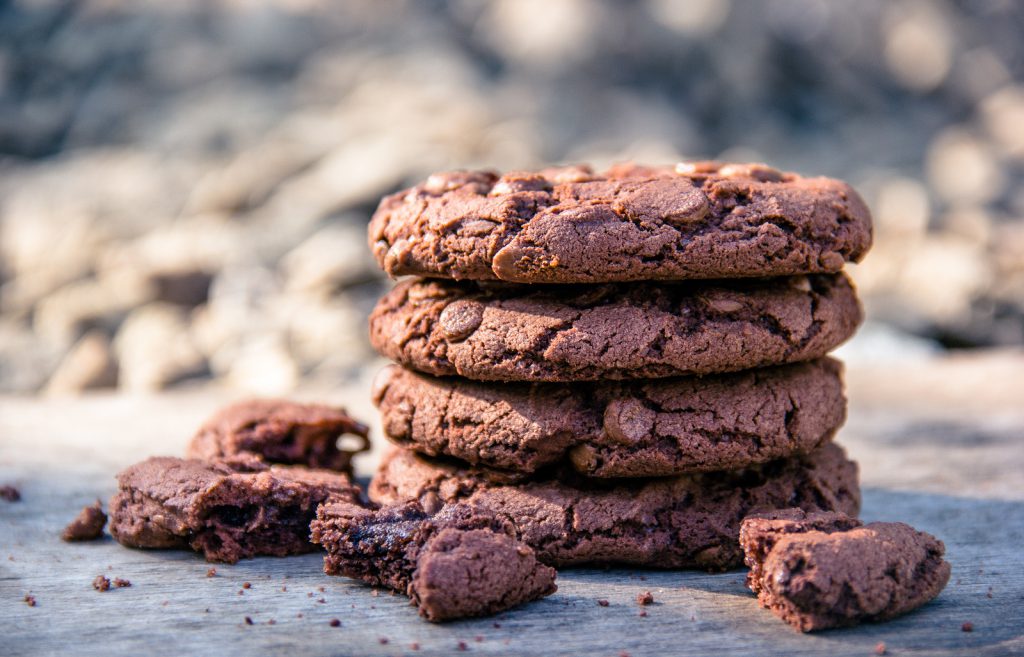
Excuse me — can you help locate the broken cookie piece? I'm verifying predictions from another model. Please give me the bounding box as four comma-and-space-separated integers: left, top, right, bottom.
186, 399, 370, 474
109, 456, 360, 563
310, 500, 557, 621
62, 500, 108, 541
740, 509, 951, 632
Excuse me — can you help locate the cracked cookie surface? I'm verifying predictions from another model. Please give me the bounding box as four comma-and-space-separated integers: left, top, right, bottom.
373, 359, 846, 478
740, 509, 951, 632
369, 162, 872, 283
368, 443, 860, 570
369, 273, 861, 382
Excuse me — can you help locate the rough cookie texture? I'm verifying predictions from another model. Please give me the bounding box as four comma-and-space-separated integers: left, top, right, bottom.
109, 456, 360, 563
369, 273, 861, 382
369, 162, 872, 283
740, 509, 951, 632
311, 500, 557, 621
62, 500, 108, 541
372, 358, 846, 478
186, 399, 370, 474
369, 443, 860, 570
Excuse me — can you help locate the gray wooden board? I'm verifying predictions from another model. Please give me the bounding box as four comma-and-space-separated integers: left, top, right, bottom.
2, 352, 1024, 657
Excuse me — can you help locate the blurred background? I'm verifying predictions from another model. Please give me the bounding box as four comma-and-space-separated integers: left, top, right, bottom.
1, 0, 1022, 397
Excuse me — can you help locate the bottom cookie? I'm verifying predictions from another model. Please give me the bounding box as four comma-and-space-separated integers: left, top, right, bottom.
369, 444, 860, 571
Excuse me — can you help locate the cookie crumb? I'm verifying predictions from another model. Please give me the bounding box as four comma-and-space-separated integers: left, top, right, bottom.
0, 485, 20, 502
113, 578, 131, 588
986, 587, 993, 598
329, 619, 341, 627
493, 622, 501, 628
267, 619, 276, 625
237, 590, 244, 596
317, 597, 326, 603
619, 652, 632, 657
378, 638, 389, 645
244, 617, 254, 626
636, 591, 654, 606
61, 501, 107, 541
410, 642, 420, 651
93, 575, 111, 592
318, 586, 326, 592
639, 610, 648, 618
597, 599, 610, 607
962, 622, 974, 632
242, 582, 251, 589
371, 588, 379, 597
206, 568, 217, 578
24, 594, 36, 607
457, 641, 468, 651
874, 642, 887, 655
281, 586, 287, 592
474, 635, 484, 642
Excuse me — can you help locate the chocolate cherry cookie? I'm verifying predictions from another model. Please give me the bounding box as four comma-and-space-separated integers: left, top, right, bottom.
369, 162, 872, 283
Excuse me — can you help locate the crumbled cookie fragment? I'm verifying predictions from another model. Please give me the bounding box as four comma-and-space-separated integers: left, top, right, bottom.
186, 399, 370, 474
206, 567, 217, 578
0, 485, 20, 502
597, 599, 610, 607
739, 509, 951, 632
24, 594, 36, 607
113, 578, 131, 588
962, 622, 974, 632
636, 591, 654, 606
108, 456, 359, 563
62, 500, 107, 541
329, 619, 341, 627
311, 500, 556, 622
93, 575, 111, 592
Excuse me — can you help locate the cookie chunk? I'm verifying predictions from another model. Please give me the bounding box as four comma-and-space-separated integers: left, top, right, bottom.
369, 162, 872, 283
109, 456, 360, 563
369, 273, 860, 382
311, 500, 557, 621
369, 443, 860, 570
373, 358, 846, 478
62, 500, 107, 541
740, 509, 951, 631
186, 399, 369, 474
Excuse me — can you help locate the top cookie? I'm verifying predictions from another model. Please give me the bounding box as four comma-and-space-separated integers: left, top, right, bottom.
369, 162, 872, 283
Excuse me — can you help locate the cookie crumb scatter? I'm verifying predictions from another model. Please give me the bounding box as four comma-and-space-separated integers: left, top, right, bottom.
244, 617, 253, 626
113, 578, 131, 588
24, 594, 36, 607
636, 591, 654, 605
93, 575, 111, 592
61, 501, 107, 541
0, 485, 20, 502
962, 622, 974, 632
874, 642, 887, 655
206, 568, 217, 577
597, 599, 610, 607
329, 619, 341, 627
242, 582, 251, 589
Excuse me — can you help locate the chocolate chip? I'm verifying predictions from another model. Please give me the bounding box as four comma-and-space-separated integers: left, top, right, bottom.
439, 300, 484, 342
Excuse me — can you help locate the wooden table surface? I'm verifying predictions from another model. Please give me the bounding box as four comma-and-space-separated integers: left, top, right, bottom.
2, 352, 1023, 657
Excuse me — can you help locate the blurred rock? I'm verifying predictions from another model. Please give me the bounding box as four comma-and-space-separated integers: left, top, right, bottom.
0, 320, 65, 394
221, 334, 299, 396
113, 304, 207, 392
33, 273, 151, 348
281, 222, 379, 295
44, 330, 118, 396
925, 127, 1005, 206
980, 85, 1024, 158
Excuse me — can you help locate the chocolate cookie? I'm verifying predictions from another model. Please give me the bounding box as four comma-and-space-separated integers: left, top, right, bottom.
740, 509, 951, 632
369, 162, 872, 283
311, 500, 557, 622
62, 501, 107, 541
369, 443, 860, 570
109, 456, 360, 563
373, 358, 846, 478
186, 399, 369, 474
369, 273, 861, 382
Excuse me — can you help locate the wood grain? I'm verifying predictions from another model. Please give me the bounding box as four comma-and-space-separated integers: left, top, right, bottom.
2, 351, 1023, 657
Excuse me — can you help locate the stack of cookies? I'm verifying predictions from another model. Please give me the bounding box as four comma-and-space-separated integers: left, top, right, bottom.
362, 161, 872, 571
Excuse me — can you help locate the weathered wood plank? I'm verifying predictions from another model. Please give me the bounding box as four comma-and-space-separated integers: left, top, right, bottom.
2, 352, 1023, 657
